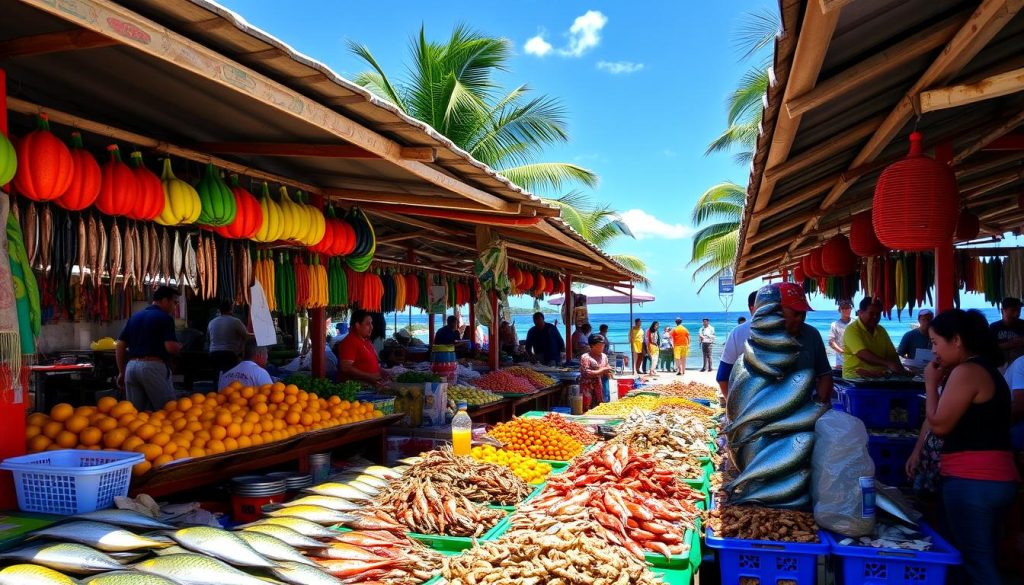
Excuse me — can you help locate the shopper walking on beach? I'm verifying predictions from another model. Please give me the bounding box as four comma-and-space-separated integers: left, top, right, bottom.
828, 300, 853, 373
630, 318, 644, 375
670, 318, 690, 376
646, 322, 661, 373
698, 318, 715, 372
659, 327, 673, 372
925, 309, 1019, 585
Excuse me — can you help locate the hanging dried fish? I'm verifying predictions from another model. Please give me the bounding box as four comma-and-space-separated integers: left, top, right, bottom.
141, 222, 151, 286
110, 220, 122, 293
149, 224, 159, 288
160, 228, 170, 285
185, 233, 198, 290
134, 222, 143, 292
39, 204, 52, 274
124, 223, 137, 291
86, 214, 98, 287
195, 233, 207, 297
76, 215, 86, 284
24, 202, 38, 269
97, 216, 108, 288
172, 230, 183, 287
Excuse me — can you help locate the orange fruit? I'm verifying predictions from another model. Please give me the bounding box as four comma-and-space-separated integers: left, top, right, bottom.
210, 426, 227, 441
110, 400, 136, 418
25, 425, 41, 440
270, 392, 285, 404
50, 403, 74, 422
79, 427, 103, 447
214, 411, 232, 426
225, 423, 242, 439
150, 432, 171, 447
206, 440, 226, 454
96, 396, 118, 414
103, 428, 129, 449
27, 412, 49, 427
163, 400, 178, 413
250, 434, 263, 446
136, 443, 162, 462
153, 454, 173, 467
55, 430, 78, 448
42, 421, 64, 440
240, 386, 255, 399
132, 461, 152, 477
135, 424, 158, 441
28, 434, 52, 452
96, 417, 119, 432
162, 441, 179, 456
64, 415, 90, 434
223, 437, 238, 451
122, 436, 145, 452
237, 435, 252, 449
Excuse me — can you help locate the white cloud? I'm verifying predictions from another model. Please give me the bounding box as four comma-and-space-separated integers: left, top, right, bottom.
620, 209, 694, 240
597, 60, 645, 75
523, 35, 553, 57
561, 10, 607, 57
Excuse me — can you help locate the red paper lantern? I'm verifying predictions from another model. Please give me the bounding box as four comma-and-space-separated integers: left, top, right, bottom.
822, 235, 857, 276
801, 255, 817, 278
872, 132, 959, 251
55, 132, 100, 211
95, 145, 137, 217
13, 114, 74, 202
128, 151, 164, 221
793, 265, 805, 283
217, 176, 263, 239
849, 211, 887, 256
809, 248, 827, 278
955, 209, 980, 242
520, 271, 534, 291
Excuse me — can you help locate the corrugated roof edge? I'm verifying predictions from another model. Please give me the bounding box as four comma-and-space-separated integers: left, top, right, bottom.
184, 0, 642, 283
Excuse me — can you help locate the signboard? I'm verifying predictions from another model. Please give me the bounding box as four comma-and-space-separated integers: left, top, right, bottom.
249, 282, 277, 347
718, 273, 735, 294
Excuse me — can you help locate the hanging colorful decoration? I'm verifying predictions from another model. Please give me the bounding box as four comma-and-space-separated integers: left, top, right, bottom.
253, 183, 284, 242
94, 145, 137, 217
344, 208, 376, 272
822, 235, 857, 276
154, 158, 201, 226
0, 128, 15, 186
196, 163, 237, 227
13, 114, 73, 202
54, 132, 100, 212
214, 176, 263, 239
128, 151, 164, 221
955, 209, 980, 242
849, 211, 887, 256
872, 131, 959, 251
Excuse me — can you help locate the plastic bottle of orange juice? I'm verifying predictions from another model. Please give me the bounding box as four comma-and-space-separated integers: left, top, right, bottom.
451, 402, 472, 456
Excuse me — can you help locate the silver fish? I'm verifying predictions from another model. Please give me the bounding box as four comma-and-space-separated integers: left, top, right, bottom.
239, 523, 330, 549
0, 564, 77, 585
258, 513, 352, 536
748, 328, 802, 351
265, 505, 357, 525
235, 530, 317, 566
726, 363, 771, 424
151, 545, 191, 556
304, 483, 373, 502
726, 369, 815, 432
742, 340, 798, 378
278, 495, 362, 512
29, 522, 171, 552
338, 474, 388, 490
269, 561, 346, 585
726, 433, 816, 492
69, 509, 174, 531
81, 571, 181, 585
752, 302, 781, 319
0, 542, 124, 574
734, 434, 772, 472
133, 553, 273, 585
736, 401, 830, 445
344, 480, 379, 496
167, 526, 277, 568
361, 465, 402, 480
731, 469, 812, 506
750, 314, 786, 332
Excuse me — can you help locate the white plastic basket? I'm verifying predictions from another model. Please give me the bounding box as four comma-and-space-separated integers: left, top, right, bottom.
0, 449, 143, 515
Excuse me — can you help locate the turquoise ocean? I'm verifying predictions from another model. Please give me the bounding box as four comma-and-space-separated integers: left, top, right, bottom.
382, 307, 1004, 370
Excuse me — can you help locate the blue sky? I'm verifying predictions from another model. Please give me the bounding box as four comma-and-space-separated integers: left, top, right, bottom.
217, 1, 1000, 313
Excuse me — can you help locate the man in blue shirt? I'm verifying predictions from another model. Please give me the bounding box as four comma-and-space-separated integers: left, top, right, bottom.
116, 286, 182, 411
525, 312, 565, 366
433, 315, 459, 345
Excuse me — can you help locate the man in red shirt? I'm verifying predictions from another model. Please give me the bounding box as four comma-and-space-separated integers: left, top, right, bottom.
337, 310, 383, 385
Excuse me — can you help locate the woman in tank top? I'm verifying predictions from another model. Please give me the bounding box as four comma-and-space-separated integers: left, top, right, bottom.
926, 308, 1019, 585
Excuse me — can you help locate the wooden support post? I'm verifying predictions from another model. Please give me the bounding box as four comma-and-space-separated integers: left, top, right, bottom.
489, 291, 499, 371
310, 307, 326, 378
564, 274, 574, 361
468, 286, 476, 352
427, 313, 435, 347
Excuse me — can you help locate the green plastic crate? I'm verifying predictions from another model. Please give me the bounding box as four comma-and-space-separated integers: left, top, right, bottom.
652, 564, 694, 585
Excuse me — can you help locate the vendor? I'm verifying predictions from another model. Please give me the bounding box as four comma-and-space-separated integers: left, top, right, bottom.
842, 297, 906, 379
777, 283, 833, 403
991, 297, 1024, 367
116, 286, 182, 411
218, 339, 272, 390
897, 309, 934, 359
525, 312, 565, 366
579, 333, 612, 409
433, 315, 459, 345
207, 300, 248, 374
572, 323, 592, 356
716, 291, 758, 399
337, 309, 384, 387
499, 320, 516, 355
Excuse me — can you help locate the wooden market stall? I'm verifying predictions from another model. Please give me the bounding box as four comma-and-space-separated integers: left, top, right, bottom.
733, 0, 1024, 309
0, 0, 641, 494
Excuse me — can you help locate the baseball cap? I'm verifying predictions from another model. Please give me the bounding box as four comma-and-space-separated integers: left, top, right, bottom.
776, 282, 813, 312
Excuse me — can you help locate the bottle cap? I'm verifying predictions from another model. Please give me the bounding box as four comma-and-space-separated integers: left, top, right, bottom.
457, 401, 468, 410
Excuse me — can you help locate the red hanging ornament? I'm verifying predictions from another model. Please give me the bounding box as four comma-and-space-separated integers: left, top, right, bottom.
13, 114, 74, 202
849, 211, 888, 256
822, 234, 857, 276
955, 209, 980, 242
55, 132, 100, 211
809, 248, 827, 278
216, 176, 264, 239
793, 265, 805, 284
872, 132, 959, 251
95, 145, 138, 217
128, 151, 164, 221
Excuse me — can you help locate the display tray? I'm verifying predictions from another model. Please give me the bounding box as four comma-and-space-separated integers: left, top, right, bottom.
836, 377, 923, 389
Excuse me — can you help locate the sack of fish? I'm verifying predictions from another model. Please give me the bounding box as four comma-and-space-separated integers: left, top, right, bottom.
722, 285, 830, 509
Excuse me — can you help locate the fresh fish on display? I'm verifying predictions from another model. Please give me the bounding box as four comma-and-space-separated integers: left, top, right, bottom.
242, 516, 345, 541
269, 561, 346, 585
235, 530, 318, 566
725, 432, 816, 492
362, 465, 403, 480
277, 495, 362, 512
238, 523, 327, 549
24, 202, 38, 268
172, 231, 182, 286
737, 401, 830, 445
734, 434, 772, 472
749, 328, 802, 351
39, 204, 52, 273
28, 521, 171, 552
752, 302, 781, 320
166, 526, 277, 568
730, 468, 812, 506
69, 508, 174, 531
133, 553, 274, 585
85, 213, 98, 286
726, 362, 770, 425
81, 572, 182, 585
750, 313, 786, 332
109, 222, 122, 293
265, 505, 358, 525
742, 340, 798, 378
304, 482, 373, 502
314, 558, 399, 578
97, 216, 107, 287
345, 479, 380, 496
725, 369, 815, 433
0, 564, 77, 585
335, 473, 388, 490
0, 542, 125, 574
184, 233, 198, 289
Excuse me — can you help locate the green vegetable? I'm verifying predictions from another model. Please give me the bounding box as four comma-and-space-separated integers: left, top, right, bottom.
284, 373, 363, 401
395, 371, 443, 383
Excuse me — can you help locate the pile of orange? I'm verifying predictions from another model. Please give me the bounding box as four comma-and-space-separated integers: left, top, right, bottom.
487, 417, 584, 462
25, 381, 383, 476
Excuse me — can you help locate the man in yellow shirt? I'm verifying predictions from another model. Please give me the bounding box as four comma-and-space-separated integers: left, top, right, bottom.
629, 319, 644, 375
842, 297, 907, 379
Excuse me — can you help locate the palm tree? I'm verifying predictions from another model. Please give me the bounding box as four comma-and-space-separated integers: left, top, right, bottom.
348, 25, 596, 194
690, 9, 779, 288
549, 191, 648, 281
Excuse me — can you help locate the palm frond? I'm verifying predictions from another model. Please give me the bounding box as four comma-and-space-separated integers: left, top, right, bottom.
498, 162, 598, 193
690, 223, 739, 263
732, 150, 755, 166
688, 230, 739, 292
727, 68, 769, 126
734, 8, 780, 62
610, 255, 650, 286
704, 121, 761, 156
691, 182, 746, 225
346, 40, 407, 111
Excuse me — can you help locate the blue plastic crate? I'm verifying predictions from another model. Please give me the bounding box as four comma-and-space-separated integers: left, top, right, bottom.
867, 434, 916, 487
839, 386, 923, 430
0, 449, 143, 515
823, 523, 961, 585
705, 528, 828, 585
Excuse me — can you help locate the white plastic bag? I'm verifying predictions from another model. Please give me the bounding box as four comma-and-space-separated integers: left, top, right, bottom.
812, 410, 876, 537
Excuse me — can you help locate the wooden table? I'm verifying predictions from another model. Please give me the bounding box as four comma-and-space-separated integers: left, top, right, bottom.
468, 399, 512, 424
510, 383, 568, 416
129, 414, 403, 498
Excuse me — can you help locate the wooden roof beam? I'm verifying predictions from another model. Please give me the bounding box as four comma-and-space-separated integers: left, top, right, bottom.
323, 187, 521, 215
920, 67, 1024, 112
195, 142, 437, 162
786, 13, 967, 118
785, 0, 1024, 256
23, 0, 514, 211
363, 209, 455, 235
764, 115, 884, 183
506, 242, 592, 268
0, 29, 118, 58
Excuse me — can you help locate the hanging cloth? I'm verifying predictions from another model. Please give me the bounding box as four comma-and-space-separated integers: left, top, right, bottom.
0, 192, 40, 401
473, 239, 510, 327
